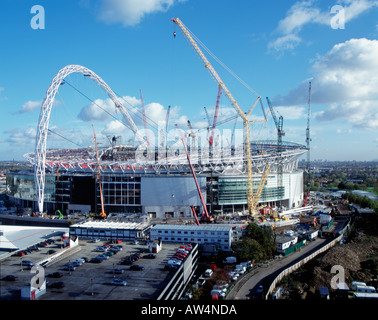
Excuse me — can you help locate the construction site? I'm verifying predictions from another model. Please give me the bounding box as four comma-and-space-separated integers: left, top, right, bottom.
6, 18, 310, 225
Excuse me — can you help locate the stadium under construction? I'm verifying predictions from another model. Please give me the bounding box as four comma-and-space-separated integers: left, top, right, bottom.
6, 18, 309, 222
8, 139, 306, 220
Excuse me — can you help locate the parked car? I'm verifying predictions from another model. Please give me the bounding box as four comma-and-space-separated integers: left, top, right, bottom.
90, 258, 102, 263
21, 260, 34, 266
1, 275, 17, 281
110, 278, 127, 286
131, 253, 141, 261
47, 272, 63, 278
47, 249, 56, 255
143, 254, 156, 259
63, 265, 76, 271
48, 281, 65, 288
13, 251, 25, 257
130, 265, 144, 271
113, 269, 124, 274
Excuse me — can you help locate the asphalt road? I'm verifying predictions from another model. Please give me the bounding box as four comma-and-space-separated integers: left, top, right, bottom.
226, 214, 350, 300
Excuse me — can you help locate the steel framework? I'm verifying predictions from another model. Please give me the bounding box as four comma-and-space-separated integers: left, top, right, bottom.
34, 64, 142, 214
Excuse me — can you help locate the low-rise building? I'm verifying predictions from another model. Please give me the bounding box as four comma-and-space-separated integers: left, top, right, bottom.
275, 234, 298, 254
69, 220, 151, 241
150, 224, 233, 251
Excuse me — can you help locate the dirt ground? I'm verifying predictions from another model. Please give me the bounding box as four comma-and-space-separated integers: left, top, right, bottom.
277, 212, 378, 299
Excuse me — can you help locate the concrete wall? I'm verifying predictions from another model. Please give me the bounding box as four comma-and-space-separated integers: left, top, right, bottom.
141, 176, 206, 219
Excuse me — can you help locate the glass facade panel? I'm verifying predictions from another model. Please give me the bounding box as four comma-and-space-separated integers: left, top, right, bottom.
218, 177, 285, 205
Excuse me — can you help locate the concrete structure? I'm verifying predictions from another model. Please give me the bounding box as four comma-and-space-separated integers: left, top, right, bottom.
150, 224, 233, 251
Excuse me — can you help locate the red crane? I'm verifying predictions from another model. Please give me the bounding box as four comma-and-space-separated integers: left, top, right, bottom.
176, 124, 213, 223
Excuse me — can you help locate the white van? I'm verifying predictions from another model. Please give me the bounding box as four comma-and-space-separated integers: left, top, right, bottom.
351, 281, 367, 291
204, 269, 213, 277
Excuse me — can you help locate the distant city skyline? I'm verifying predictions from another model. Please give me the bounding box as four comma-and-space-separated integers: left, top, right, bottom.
1, 0, 378, 161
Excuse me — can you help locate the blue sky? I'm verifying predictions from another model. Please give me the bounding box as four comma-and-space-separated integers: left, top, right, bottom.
0, 0, 378, 161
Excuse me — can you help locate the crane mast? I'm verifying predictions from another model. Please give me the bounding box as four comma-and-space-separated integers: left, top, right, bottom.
208, 84, 222, 146
172, 17, 265, 215
304, 81, 312, 206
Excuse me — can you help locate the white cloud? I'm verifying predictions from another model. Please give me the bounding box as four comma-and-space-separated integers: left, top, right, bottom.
4, 127, 36, 146
78, 96, 140, 122
274, 105, 306, 120
19, 99, 63, 114
269, 0, 378, 52
19, 100, 42, 114
97, 0, 185, 27
275, 38, 378, 129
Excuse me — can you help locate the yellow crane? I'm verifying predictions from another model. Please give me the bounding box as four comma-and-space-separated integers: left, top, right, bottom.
172, 17, 267, 215
91, 121, 106, 219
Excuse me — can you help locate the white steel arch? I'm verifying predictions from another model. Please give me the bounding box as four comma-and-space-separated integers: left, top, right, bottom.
34, 64, 143, 213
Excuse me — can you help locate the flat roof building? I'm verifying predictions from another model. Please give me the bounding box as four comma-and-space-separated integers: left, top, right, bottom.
150, 224, 233, 251
69, 220, 151, 241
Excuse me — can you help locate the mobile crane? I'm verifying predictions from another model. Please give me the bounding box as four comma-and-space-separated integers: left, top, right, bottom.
92, 121, 106, 219
176, 124, 213, 224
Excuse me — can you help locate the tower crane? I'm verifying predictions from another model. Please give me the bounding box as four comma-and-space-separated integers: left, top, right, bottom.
304, 81, 312, 206
208, 84, 222, 147
172, 17, 266, 216
204, 107, 211, 128
267, 97, 285, 204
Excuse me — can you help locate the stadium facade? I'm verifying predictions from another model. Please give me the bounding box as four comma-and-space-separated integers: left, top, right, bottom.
7, 140, 307, 219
